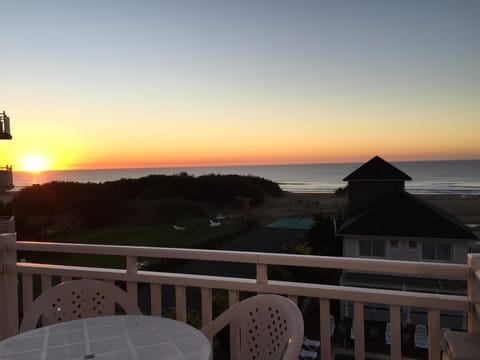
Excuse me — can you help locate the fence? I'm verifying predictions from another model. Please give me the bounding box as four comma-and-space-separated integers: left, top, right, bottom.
1, 234, 478, 360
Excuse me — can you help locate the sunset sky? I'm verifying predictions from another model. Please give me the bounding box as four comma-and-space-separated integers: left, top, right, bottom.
1, 1, 479, 171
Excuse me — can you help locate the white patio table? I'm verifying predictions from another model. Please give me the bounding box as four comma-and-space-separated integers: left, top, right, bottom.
0, 315, 212, 360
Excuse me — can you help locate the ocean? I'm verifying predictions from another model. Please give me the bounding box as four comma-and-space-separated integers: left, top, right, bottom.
11, 159, 480, 195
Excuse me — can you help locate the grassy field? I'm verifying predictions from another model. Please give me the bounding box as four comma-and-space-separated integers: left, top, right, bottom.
54, 217, 240, 247
20, 216, 245, 269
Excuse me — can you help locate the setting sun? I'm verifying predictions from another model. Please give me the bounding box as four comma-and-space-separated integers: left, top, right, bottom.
21, 154, 48, 172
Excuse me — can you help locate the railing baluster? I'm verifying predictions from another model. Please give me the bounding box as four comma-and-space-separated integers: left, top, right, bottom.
150, 283, 162, 316
353, 301, 365, 360
200, 287, 213, 342
256, 263, 268, 284
201, 288, 212, 328
287, 295, 298, 305
0, 234, 19, 339
175, 285, 187, 322
390, 305, 401, 360
229, 290, 240, 360
126, 256, 138, 306
319, 298, 331, 360
428, 308, 440, 360
41, 275, 52, 292
228, 290, 239, 306
21, 274, 33, 315
126, 281, 137, 303
468, 254, 480, 333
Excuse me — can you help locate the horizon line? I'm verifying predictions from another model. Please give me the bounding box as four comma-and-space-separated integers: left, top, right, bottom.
15, 157, 480, 173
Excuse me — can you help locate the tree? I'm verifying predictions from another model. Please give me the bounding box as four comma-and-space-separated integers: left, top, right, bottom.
308, 213, 343, 256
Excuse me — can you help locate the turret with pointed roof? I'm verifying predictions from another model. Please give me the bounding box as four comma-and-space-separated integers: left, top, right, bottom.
339, 155, 477, 241
344, 155, 411, 216
343, 155, 411, 182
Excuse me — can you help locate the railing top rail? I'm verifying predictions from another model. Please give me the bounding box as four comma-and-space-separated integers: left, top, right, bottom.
12, 262, 469, 311
11, 240, 469, 279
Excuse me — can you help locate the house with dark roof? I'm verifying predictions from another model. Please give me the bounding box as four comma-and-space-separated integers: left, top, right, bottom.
336, 156, 478, 328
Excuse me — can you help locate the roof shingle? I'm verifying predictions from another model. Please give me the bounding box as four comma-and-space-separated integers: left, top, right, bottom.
337, 191, 477, 239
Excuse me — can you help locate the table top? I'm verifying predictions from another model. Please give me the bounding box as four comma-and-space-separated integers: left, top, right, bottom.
0, 315, 212, 360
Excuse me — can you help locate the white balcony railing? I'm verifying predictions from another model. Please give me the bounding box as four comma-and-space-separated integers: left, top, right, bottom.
0, 166, 13, 190
0, 216, 14, 234
0, 111, 11, 138
1, 233, 478, 360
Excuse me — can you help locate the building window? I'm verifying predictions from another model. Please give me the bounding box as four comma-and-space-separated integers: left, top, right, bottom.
422, 241, 452, 261
359, 239, 385, 257
390, 240, 399, 249
408, 240, 417, 250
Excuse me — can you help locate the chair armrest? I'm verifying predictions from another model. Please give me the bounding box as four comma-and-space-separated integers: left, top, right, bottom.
200, 307, 237, 338
443, 330, 480, 360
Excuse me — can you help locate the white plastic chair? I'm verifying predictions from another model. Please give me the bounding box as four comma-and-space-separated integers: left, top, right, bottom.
299, 348, 317, 359
20, 279, 142, 332
302, 336, 320, 351
385, 322, 391, 345
201, 294, 304, 360
414, 324, 428, 349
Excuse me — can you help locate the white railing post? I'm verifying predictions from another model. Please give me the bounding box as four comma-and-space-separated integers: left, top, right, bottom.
353, 302, 365, 359
256, 263, 268, 284
126, 255, 138, 305
319, 299, 331, 360
0, 233, 19, 340
427, 309, 440, 360
389, 305, 402, 360
467, 254, 480, 333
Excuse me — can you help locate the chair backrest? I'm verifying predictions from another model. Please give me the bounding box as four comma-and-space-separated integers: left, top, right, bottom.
201, 294, 304, 360
414, 324, 428, 349
385, 322, 391, 344
415, 324, 427, 337
329, 315, 335, 336
20, 279, 142, 332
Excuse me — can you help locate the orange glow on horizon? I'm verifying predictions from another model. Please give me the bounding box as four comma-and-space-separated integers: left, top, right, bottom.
5, 111, 479, 172
56, 151, 480, 171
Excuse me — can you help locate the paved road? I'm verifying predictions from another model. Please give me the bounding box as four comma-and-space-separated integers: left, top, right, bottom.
139, 226, 308, 313
180, 227, 307, 278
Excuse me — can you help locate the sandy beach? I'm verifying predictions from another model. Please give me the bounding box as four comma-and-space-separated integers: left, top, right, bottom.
417, 194, 480, 225
253, 192, 480, 228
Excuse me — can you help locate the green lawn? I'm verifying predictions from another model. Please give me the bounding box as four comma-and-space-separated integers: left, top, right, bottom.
54, 217, 239, 248
24, 217, 243, 269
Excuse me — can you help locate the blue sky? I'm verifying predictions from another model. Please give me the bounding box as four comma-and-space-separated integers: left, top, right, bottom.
1, 1, 479, 170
